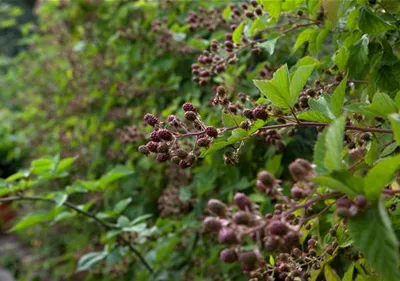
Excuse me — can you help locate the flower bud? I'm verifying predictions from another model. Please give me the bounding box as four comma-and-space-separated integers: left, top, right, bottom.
202, 216, 222, 232
252, 107, 268, 120
218, 227, 239, 244
220, 248, 238, 263
207, 199, 227, 217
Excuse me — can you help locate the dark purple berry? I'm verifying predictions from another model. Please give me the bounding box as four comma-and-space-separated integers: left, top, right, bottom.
205, 126, 218, 138
144, 113, 159, 127
150, 131, 161, 142
252, 107, 268, 120
218, 227, 239, 244
291, 185, 305, 199
234, 193, 252, 210
220, 248, 238, 263
182, 103, 197, 112
156, 153, 170, 163
239, 250, 259, 271
184, 111, 197, 121
243, 109, 253, 119
157, 129, 173, 141
157, 142, 169, 153
146, 141, 158, 153
268, 221, 288, 236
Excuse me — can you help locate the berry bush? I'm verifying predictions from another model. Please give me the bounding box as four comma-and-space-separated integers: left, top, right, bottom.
0, 0, 400, 280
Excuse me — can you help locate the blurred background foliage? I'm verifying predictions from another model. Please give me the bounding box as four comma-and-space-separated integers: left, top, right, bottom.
0, 0, 317, 280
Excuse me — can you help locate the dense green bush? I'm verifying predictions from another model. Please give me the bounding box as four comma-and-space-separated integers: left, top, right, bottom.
0, 0, 400, 280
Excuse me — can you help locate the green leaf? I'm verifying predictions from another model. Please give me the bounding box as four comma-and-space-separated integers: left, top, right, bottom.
228, 128, 248, 142
77, 251, 108, 272
348, 201, 400, 281
260, 0, 282, 19
364, 93, 398, 118
330, 75, 348, 117
290, 65, 315, 106
309, 94, 336, 120
31, 158, 54, 175
348, 35, 369, 75
53, 192, 68, 207
324, 116, 345, 171
113, 198, 132, 214
99, 165, 133, 189
255, 37, 279, 55
10, 209, 60, 232
200, 140, 229, 157
324, 264, 341, 281
222, 113, 245, 127
322, 0, 341, 26
389, 114, 400, 146
297, 111, 332, 122
117, 215, 130, 227
380, 142, 398, 157
347, 8, 359, 31
342, 263, 355, 281
358, 6, 395, 35
364, 155, 400, 200
313, 129, 328, 172
312, 175, 358, 196
332, 46, 349, 72
365, 139, 378, 166
222, 6, 231, 20
232, 22, 244, 44
294, 29, 314, 52
56, 157, 77, 172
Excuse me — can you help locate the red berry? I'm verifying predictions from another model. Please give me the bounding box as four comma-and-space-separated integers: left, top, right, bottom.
184, 111, 197, 121
182, 103, 197, 112
252, 107, 268, 120
144, 113, 159, 127
150, 131, 161, 142
157, 129, 173, 141
146, 141, 158, 153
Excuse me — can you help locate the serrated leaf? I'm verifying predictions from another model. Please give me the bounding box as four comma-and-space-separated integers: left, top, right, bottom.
324, 264, 341, 281
312, 175, 358, 196
99, 166, 133, 189
222, 113, 245, 127
77, 251, 108, 272
359, 6, 395, 35
290, 65, 315, 106
348, 201, 400, 281
330, 75, 348, 117
113, 198, 132, 214
364, 93, 398, 118
228, 128, 248, 142
232, 22, 244, 44
348, 35, 369, 75
389, 114, 400, 146
309, 94, 336, 120
256, 37, 279, 55
294, 29, 314, 52
332, 46, 349, 72
297, 111, 332, 122
260, 0, 282, 19
324, 116, 345, 171
364, 155, 400, 200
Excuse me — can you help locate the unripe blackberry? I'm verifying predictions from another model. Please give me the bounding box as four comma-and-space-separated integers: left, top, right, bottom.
218, 227, 239, 244
144, 113, 159, 127
157, 129, 173, 141
197, 137, 211, 147
184, 111, 197, 121
182, 102, 197, 112
138, 145, 149, 155
240, 121, 250, 130
157, 142, 169, 153
245, 11, 255, 19
264, 236, 279, 252
292, 247, 302, 257
243, 109, 254, 119
354, 195, 368, 209
156, 153, 170, 163
203, 216, 222, 232
291, 185, 305, 199
289, 162, 309, 181
250, 0, 258, 7
360, 133, 371, 141
216, 86, 226, 96
268, 221, 288, 236
205, 126, 218, 138
284, 231, 300, 245
252, 107, 268, 120
234, 193, 252, 210
216, 64, 225, 73
168, 115, 179, 126
233, 211, 253, 226
258, 171, 275, 188
191, 63, 200, 70
241, 3, 248, 9
255, 7, 263, 15
207, 199, 227, 217
306, 89, 316, 97
337, 197, 352, 208
146, 141, 158, 153
179, 160, 191, 169
225, 33, 232, 40
256, 180, 267, 192
171, 156, 180, 164
220, 248, 238, 263
224, 40, 234, 49
295, 158, 313, 172
239, 250, 259, 271
200, 70, 210, 77
176, 148, 188, 159
150, 131, 161, 142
